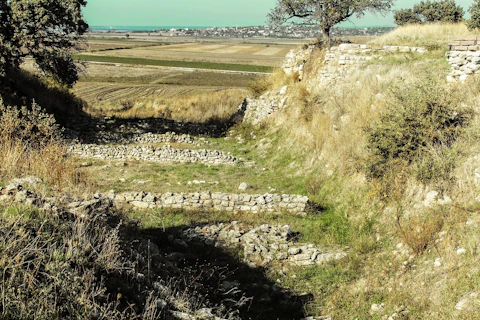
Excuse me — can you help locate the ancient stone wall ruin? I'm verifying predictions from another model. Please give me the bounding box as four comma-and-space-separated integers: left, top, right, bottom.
68, 144, 239, 165
114, 190, 311, 214
447, 37, 480, 82
312, 43, 427, 85
242, 43, 427, 125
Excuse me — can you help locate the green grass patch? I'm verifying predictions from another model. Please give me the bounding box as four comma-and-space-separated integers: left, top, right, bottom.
74, 54, 273, 73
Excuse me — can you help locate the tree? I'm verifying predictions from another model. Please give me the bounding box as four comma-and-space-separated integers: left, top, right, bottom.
268, 0, 395, 46
394, 8, 422, 25
414, 0, 463, 23
394, 0, 464, 26
0, 0, 88, 87
467, 0, 480, 30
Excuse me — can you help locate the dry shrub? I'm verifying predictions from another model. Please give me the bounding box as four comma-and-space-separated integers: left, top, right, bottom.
0, 205, 130, 319
0, 102, 81, 189
396, 209, 445, 255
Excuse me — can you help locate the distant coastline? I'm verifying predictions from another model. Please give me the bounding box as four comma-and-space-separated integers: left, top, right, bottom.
88, 26, 211, 32
89, 25, 395, 32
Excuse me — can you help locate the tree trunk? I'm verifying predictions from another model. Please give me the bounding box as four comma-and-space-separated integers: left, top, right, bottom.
323, 26, 331, 48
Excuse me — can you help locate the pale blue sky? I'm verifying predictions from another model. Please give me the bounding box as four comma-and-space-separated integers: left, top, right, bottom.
83, 0, 475, 27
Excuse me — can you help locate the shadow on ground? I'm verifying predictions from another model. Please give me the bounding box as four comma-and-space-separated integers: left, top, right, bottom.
116, 220, 311, 320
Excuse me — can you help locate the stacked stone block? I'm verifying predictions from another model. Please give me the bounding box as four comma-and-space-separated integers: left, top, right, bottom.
447, 37, 480, 82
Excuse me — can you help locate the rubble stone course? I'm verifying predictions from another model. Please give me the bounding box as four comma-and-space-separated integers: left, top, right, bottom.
68, 144, 239, 165
113, 190, 311, 214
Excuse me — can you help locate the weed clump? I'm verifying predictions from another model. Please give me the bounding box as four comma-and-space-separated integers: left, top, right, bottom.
366, 78, 472, 196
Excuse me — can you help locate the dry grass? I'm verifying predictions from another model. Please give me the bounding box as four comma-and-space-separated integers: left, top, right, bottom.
369, 23, 480, 48
246, 23, 480, 318
85, 88, 247, 124
0, 103, 84, 190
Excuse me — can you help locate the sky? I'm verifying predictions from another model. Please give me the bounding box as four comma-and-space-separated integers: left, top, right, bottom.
82, 0, 476, 28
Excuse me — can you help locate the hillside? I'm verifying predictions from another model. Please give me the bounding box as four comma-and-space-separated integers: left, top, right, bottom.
2, 23, 480, 319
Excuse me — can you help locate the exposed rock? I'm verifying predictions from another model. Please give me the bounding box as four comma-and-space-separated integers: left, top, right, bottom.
238, 182, 249, 191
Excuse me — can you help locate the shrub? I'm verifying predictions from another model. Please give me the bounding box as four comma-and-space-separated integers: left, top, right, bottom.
366, 78, 471, 190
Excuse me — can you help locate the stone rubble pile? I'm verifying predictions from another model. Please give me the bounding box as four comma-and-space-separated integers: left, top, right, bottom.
68, 144, 239, 165
447, 38, 480, 82
181, 222, 347, 267
0, 181, 113, 219
113, 190, 311, 214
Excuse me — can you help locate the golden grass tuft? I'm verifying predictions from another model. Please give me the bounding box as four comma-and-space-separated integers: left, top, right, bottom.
369, 23, 480, 47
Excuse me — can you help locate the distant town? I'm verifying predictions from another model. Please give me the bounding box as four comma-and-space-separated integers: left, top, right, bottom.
89, 25, 395, 39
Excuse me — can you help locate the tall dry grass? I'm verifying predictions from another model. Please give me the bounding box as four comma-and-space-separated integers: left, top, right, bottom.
85, 88, 248, 124
369, 23, 480, 47
0, 102, 83, 189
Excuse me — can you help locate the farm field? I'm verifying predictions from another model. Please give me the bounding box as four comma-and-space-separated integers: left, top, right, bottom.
66, 38, 294, 120
76, 38, 298, 69
78, 43, 291, 67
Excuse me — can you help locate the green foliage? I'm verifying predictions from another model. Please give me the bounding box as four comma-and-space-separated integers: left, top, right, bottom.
366, 78, 472, 186
0, 0, 88, 87
394, 0, 464, 26
467, 0, 480, 30
74, 54, 273, 73
268, 0, 395, 43
394, 8, 422, 26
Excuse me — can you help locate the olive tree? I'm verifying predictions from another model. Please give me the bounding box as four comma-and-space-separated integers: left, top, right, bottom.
268, 0, 395, 46
0, 0, 88, 87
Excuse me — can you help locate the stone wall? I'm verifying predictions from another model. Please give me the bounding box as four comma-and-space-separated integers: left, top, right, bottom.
447, 38, 480, 82
282, 46, 315, 81
89, 131, 199, 145
113, 190, 311, 214
312, 43, 427, 85
68, 144, 238, 165
242, 85, 288, 125
242, 43, 427, 125
0, 181, 344, 270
